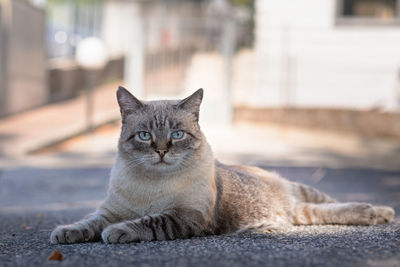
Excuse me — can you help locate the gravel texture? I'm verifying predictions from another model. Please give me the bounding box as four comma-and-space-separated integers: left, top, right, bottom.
0, 165, 399, 267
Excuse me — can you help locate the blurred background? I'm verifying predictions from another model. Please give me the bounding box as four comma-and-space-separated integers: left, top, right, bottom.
1, 0, 400, 216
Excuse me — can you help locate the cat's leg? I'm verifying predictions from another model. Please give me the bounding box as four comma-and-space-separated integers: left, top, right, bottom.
50, 207, 119, 244
292, 202, 392, 226
101, 209, 207, 244
293, 183, 336, 204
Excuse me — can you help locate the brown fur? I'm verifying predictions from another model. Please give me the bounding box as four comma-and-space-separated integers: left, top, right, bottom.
50, 87, 395, 244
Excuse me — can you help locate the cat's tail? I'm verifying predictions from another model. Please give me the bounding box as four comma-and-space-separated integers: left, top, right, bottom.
292, 182, 336, 204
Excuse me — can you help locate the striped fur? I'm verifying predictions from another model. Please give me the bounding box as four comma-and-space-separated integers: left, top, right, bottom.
50, 87, 395, 244
294, 183, 336, 204
101, 209, 208, 243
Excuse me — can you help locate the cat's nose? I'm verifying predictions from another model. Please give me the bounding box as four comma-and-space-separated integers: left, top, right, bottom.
156, 149, 168, 158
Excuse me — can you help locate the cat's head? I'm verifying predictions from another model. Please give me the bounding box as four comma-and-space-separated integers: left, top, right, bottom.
116, 86, 206, 174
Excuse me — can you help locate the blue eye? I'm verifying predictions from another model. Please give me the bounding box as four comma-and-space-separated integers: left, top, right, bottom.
171, 130, 184, 139
138, 131, 151, 141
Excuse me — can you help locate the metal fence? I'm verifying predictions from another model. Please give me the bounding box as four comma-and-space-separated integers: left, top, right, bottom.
44, 0, 252, 125
136, 1, 252, 99
45, 0, 252, 98
46, 0, 104, 58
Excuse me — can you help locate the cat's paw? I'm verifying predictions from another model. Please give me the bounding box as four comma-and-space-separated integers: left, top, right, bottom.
50, 224, 95, 244
374, 206, 395, 224
101, 224, 137, 244
351, 203, 377, 226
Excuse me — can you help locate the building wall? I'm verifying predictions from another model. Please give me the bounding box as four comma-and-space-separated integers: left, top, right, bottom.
254, 0, 400, 110
0, 0, 47, 117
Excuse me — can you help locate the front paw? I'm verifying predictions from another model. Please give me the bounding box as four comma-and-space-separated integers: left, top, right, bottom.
50, 224, 95, 244
101, 224, 137, 244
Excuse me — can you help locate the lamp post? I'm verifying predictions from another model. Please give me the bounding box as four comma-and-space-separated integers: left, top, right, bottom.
76, 37, 108, 132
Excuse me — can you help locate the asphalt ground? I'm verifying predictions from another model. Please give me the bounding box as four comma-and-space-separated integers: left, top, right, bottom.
1, 121, 400, 267
0, 164, 399, 267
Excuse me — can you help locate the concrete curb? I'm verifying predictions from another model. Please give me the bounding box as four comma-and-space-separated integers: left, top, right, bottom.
234, 106, 400, 139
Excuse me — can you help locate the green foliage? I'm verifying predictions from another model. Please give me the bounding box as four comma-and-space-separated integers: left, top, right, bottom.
231, 0, 253, 7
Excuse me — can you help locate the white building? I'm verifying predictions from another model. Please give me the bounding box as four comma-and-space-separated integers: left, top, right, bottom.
253, 0, 400, 111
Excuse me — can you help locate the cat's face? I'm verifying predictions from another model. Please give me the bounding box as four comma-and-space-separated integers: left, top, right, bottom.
116, 87, 205, 174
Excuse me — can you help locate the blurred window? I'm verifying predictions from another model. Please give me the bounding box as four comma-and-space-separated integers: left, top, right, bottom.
337, 0, 400, 25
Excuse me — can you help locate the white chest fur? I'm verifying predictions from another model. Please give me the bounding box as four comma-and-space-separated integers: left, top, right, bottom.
104, 155, 216, 219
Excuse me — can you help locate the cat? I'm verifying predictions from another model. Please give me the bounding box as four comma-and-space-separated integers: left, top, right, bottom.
50, 86, 395, 244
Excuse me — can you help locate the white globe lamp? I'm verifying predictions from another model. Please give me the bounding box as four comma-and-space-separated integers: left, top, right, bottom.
76, 37, 108, 69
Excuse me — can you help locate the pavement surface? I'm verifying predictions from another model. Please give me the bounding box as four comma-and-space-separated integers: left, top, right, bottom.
0, 82, 121, 157
0, 163, 399, 267
1, 87, 400, 266
1, 122, 400, 266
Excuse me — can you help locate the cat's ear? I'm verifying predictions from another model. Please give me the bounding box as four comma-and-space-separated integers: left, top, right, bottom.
176, 88, 203, 121
116, 86, 143, 121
